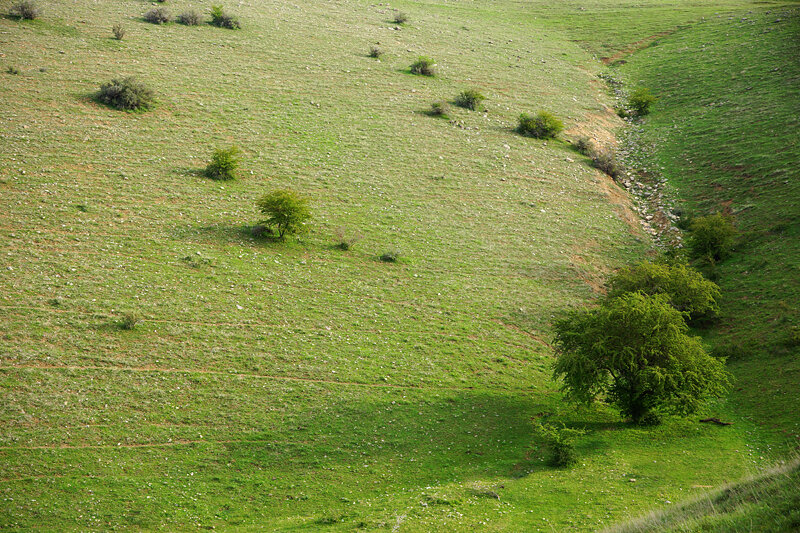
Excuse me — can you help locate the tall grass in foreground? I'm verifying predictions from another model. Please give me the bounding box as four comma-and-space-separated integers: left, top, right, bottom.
603, 457, 800, 532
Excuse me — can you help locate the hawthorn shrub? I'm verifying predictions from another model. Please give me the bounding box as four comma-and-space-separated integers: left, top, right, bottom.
454, 89, 485, 111
393, 11, 408, 24
688, 213, 737, 263
516, 111, 563, 139
380, 250, 400, 262
210, 5, 240, 29
573, 136, 593, 155
590, 149, 623, 180
144, 7, 171, 24
427, 101, 450, 118
334, 227, 364, 250
534, 422, 585, 468
205, 146, 240, 181
628, 87, 657, 116
119, 312, 141, 330
256, 190, 311, 238
607, 260, 721, 322
112, 23, 125, 40
410, 56, 435, 76
96, 77, 155, 111
178, 10, 201, 25
368, 45, 383, 58
9, 0, 41, 19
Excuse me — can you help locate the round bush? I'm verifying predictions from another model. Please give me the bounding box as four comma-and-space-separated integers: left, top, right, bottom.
205, 146, 240, 181
516, 111, 563, 139
96, 77, 155, 111
688, 213, 737, 262
454, 89, 485, 111
410, 56, 436, 76
143, 7, 171, 24
177, 10, 201, 26
256, 190, 311, 238
9, 0, 41, 20
210, 5, 240, 29
628, 87, 657, 116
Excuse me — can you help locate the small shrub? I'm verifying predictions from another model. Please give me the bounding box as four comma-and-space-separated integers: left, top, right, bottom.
9, 0, 41, 20
573, 136, 593, 155
119, 312, 141, 330
112, 23, 125, 40
143, 7, 171, 24
784, 326, 800, 348
256, 190, 311, 239
516, 111, 563, 139
205, 146, 240, 181
590, 149, 623, 180
410, 56, 436, 76
534, 422, 585, 468
393, 11, 408, 24
368, 45, 383, 58
688, 213, 737, 263
210, 5, 240, 29
177, 10, 201, 26
427, 100, 450, 118
334, 227, 364, 250
454, 88, 485, 111
96, 77, 155, 111
6, 66, 20, 75
380, 250, 400, 263
628, 87, 657, 116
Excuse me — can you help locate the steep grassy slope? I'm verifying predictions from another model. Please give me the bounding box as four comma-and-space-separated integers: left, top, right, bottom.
618, 5, 800, 443
0, 0, 788, 530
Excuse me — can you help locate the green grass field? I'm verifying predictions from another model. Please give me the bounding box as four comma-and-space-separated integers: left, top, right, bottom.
0, 0, 796, 530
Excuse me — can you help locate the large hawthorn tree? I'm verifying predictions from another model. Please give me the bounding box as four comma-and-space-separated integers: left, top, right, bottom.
552, 292, 731, 424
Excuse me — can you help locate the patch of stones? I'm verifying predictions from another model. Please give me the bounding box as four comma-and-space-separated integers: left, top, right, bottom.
600, 71, 684, 249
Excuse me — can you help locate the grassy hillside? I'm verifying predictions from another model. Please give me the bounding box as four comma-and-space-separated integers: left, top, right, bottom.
617, 5, 800, 442
0, 0, 792, 530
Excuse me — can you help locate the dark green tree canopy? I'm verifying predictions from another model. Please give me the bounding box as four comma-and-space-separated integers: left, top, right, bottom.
553, 292, 731, 424
256, 189, 311, 238
606, 261, 721, 322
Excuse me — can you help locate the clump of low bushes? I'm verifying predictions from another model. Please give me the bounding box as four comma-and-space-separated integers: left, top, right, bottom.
6, 66, 20, 75
144, 7, 171, 24
96, 77, 155, 111
9, 0, 41, 20
410, 56, 435, 76
210, 5, 240, 29
454, 88, 485, 111
205, 146, 240, 180
177, 10, 201, 26
516, 111, 563, 139
368, 45, 383, 58
393, 11, 408, 24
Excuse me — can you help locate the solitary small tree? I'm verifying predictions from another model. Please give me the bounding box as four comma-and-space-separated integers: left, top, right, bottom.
256, 190, 310, 238
553, 292, 730, 424
607, 261, 721, 322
